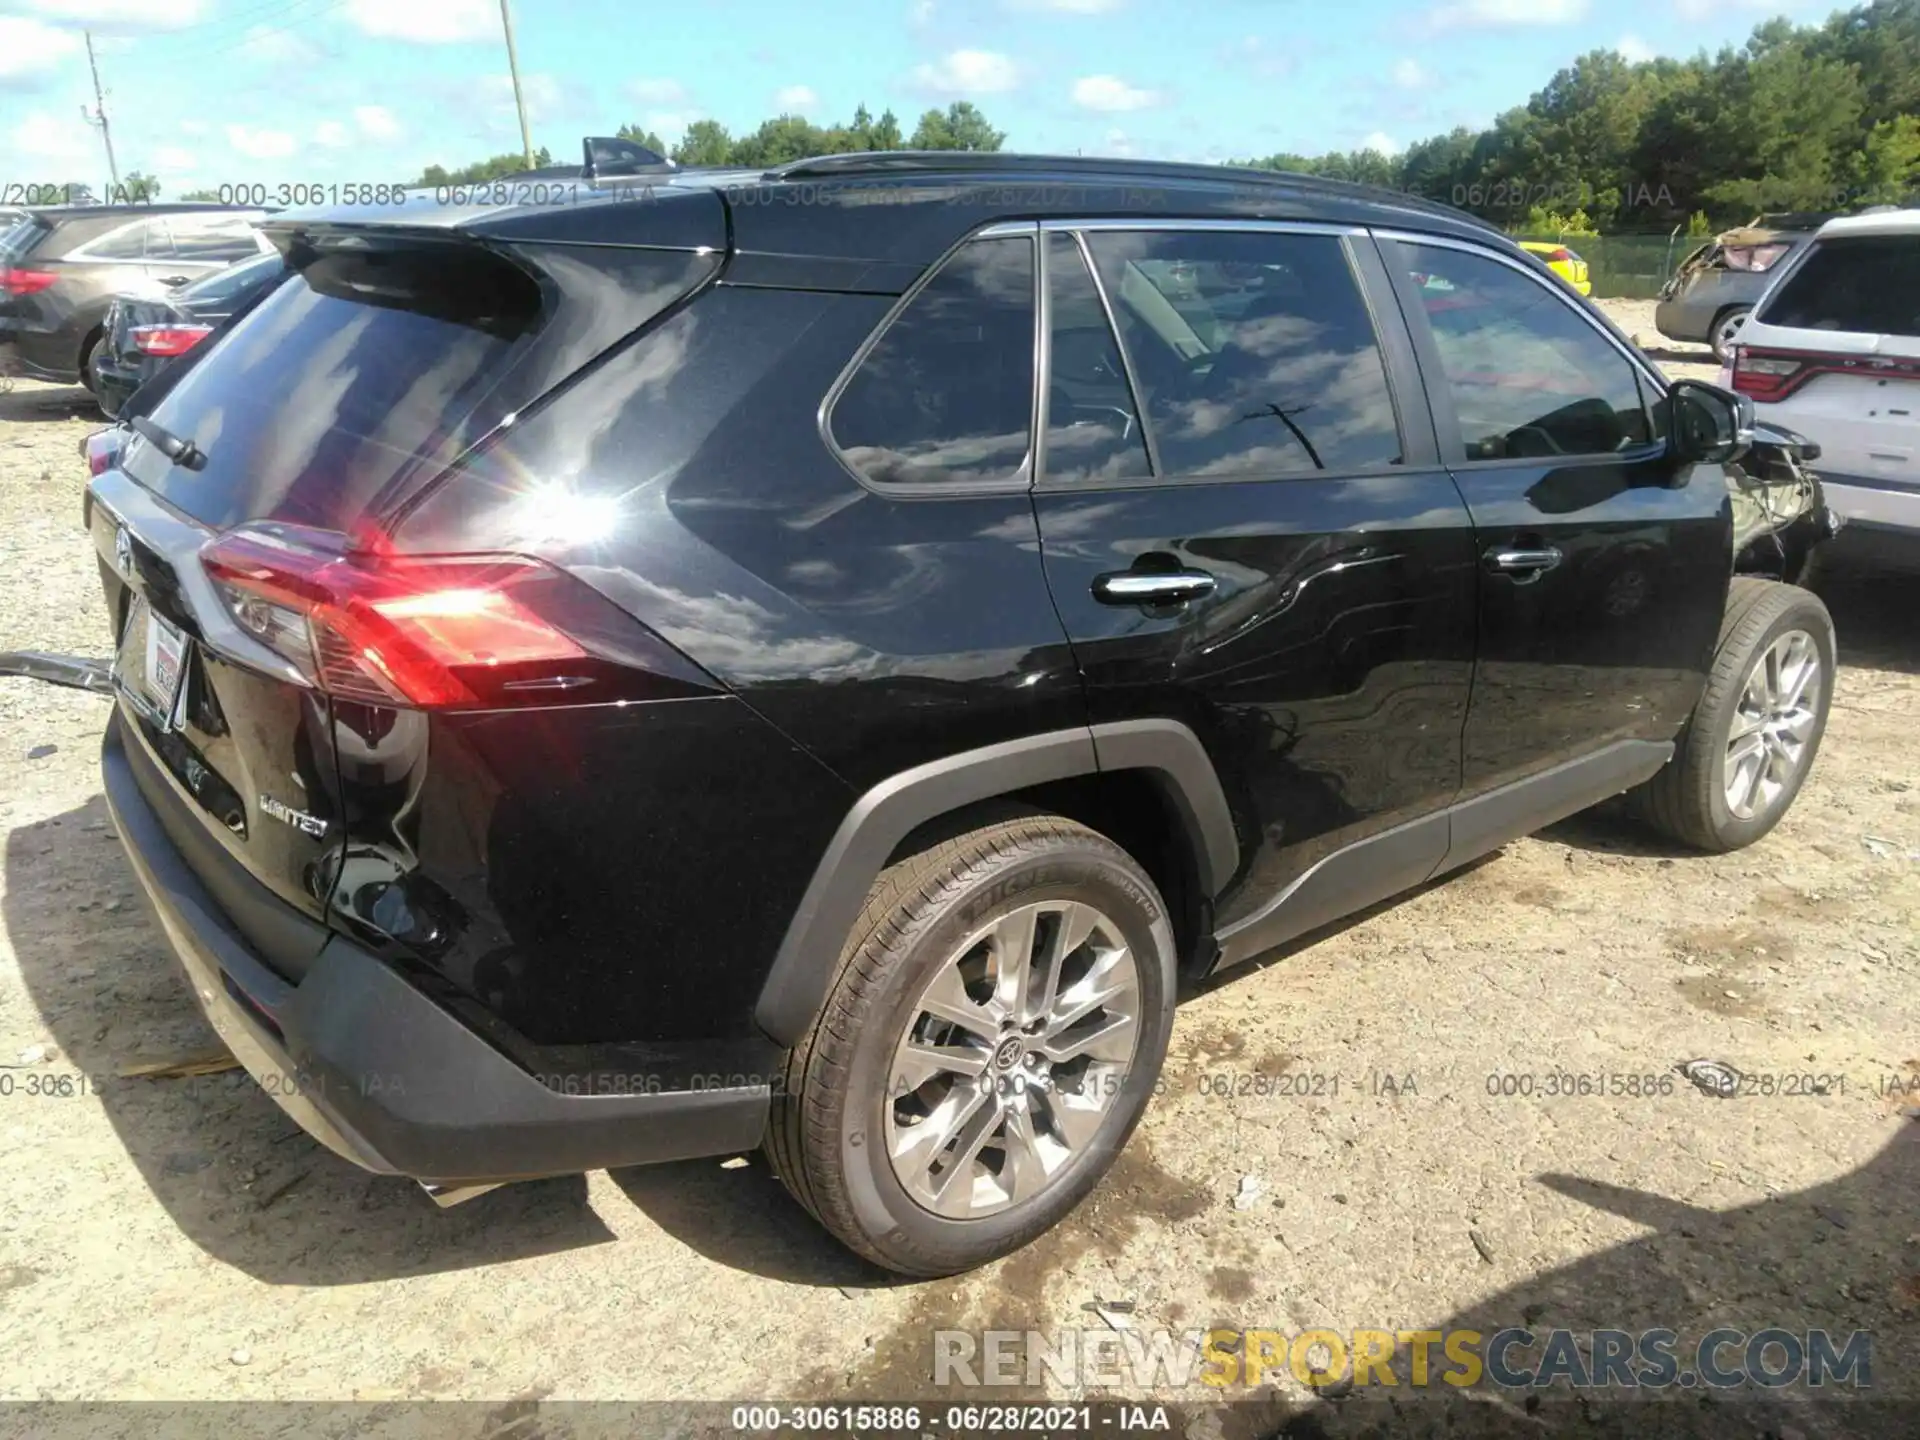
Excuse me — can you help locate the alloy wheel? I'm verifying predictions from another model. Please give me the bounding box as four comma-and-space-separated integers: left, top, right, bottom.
884, 899, 1141, 1219
1724, 628, 1821, 821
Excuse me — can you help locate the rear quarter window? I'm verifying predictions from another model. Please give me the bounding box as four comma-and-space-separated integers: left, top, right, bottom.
1758, 235, 1920, 337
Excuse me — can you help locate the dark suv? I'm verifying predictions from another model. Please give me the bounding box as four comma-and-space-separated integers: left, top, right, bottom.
0, 202, 270, 392
78, 149, 1837, 1276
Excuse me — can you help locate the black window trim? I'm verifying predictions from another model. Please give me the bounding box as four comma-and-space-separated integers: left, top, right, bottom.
1032, 217, 1419, 493
816, 220, 1041, 500
1374, 228, 1670, 472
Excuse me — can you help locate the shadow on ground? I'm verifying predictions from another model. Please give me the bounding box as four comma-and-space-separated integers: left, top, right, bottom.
5, 792, 618, 1284
1264, 1125, 1918, 1439
0, 383, 98, 423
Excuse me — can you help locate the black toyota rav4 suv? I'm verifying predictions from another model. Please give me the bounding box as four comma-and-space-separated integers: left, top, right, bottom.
76, 147, 1838, 1276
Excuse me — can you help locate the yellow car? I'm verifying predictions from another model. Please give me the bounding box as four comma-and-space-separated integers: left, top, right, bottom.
1519, 240, 1592, 296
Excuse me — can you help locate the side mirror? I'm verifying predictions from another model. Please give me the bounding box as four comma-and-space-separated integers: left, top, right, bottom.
1669, 379, 1754, 465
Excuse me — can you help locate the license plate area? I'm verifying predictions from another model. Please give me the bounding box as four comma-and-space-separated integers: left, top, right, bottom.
115, 597, 189, 730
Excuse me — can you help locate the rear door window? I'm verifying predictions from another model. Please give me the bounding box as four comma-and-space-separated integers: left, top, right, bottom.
1400, 242, 1652, 460
1043, 232, 1150, 485
828, 234, 1035, 489
1082, 229, 1403, 477
167, 215, 266, 265
1758, 235, 1920, 338
79, 219, 159, 261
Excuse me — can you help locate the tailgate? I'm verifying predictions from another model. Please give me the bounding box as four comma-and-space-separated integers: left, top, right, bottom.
88, 473, 341, 978
90, 190, 725, 982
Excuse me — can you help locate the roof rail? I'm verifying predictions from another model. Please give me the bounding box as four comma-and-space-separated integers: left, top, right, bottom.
760, 150, 1485, 227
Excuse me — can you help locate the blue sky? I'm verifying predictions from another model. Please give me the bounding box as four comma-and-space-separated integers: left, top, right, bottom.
0, 0, 1836, 192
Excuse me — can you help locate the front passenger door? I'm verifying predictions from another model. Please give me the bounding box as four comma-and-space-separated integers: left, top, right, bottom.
1381, 237, 1731, 808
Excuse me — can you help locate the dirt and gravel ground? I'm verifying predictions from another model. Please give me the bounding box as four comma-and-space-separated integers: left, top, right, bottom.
0, 307, 1914, 1433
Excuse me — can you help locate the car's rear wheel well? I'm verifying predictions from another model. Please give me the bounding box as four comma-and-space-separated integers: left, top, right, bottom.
887, 770, 1212, 975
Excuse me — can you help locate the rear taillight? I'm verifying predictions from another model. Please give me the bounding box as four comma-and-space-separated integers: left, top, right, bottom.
0, 268, 57, 296
1546, 247, 1574, 263
1731, 345, 1920, 402
1722, 244, 1790, 272
199, 523, 703, 709
81, 427, 126, 477
1731, 348, 1803, 399
129, 324, 213, 357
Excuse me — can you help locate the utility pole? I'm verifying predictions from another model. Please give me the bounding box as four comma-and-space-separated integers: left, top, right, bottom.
82, 30, 121, 197
497, 0, 535, 170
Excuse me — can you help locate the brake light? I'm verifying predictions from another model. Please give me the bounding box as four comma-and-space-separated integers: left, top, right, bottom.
1546, 248, 1574, 263
1722, 244, 1790, 272
0, 268, 57, 296
1731, 345, 1920, 402
80, 427, 127, 477
199, 523, 705, 709
129, 323, 213, 357
1730, 348, 1803, 399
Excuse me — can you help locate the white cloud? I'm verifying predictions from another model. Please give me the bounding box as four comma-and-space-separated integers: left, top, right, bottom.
911, 0, 934, 20
314, 120, 351, 147
775, 84, 818, 112
354, 104, 401, 141
10, 110, 92, 163
1616, 32, 1657, 62
1008, 0, 1121, 10
1362, 131, 1402, 155
0, 16, 81, 83
1225, 34, 1295, 79
1392, 58, 1431, 90
154, 145, 197, 171
478, 72, 562, 125
236, 24, 321, 66
913, 49, 1018, 97
179, 118, 208, 137
342, 0, 494, 43
19, 0, 205, 29
226, 124, 297, 160
644, 111, 701, 140
627, 77, 688, 106
1071, 74, 1159, 112
1428, 0, 1587, 29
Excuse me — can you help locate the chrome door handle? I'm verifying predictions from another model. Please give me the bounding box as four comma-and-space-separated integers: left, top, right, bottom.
1092, 569, 1217, 606
1484, 546, 1563, 583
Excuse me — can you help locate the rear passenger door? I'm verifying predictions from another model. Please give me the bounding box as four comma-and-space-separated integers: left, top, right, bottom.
1377, 235, 1731, 806
1031, 222, 1479, 965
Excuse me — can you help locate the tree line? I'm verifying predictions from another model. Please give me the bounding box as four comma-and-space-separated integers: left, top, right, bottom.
1245, 0, 1920, 234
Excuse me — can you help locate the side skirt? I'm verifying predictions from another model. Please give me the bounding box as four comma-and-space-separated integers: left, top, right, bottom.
1209, 738, 1673, 972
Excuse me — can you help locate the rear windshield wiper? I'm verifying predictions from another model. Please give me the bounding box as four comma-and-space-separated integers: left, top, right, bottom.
130, 416, 207, 471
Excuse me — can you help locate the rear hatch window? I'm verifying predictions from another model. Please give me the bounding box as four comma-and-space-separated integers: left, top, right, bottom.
122, 229, 720, 533
1758, 235, 1920, 338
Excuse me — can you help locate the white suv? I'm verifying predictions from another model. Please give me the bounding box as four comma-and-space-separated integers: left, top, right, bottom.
1728, 208, 1920, 554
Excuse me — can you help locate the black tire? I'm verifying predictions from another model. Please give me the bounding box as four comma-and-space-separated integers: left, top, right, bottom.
77, 330, 101, 395
1626, 578, 1834, 852
765, 812, 1176, 1277
1709, 305, 1752, 364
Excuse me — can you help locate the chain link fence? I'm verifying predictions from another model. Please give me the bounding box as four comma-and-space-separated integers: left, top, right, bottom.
1515, 232, 1693, 300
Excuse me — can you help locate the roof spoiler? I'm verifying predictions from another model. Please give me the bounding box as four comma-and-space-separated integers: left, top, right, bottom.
582, 136, 674, 183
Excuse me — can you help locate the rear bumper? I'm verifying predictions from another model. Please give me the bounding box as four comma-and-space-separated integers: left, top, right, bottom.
102, 708, 773, 1185
1817, 474, 1920, 537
